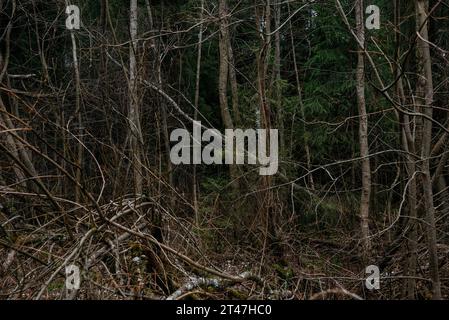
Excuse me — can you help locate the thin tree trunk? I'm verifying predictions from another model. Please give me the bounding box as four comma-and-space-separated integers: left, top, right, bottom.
355, 0, 372, 256
394, 0, 418, 298
227, 32, 240, 126
218, 0, 234, 130
415, 0, 441, 299
129, 0, 143, 196
193, 0, 204, 226
273, 0, 283, 153
287, 2, 314, 190
68, 15, 83, 204
255, 0, 280, 260
218, 0, 238, 187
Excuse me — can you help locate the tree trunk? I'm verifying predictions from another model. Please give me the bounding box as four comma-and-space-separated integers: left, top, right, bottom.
227, 32, 240, 126
355, 0, 372, 256
193, 0, 204, 225
129, 0, 143, 196
394, 0, 418, 298
218, 0, 238, 187
415, 0, 441, 299
273, 0, 283, 155
287, 2, 314, 190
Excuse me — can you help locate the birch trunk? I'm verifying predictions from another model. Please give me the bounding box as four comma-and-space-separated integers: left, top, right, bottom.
355, 0, 372, 256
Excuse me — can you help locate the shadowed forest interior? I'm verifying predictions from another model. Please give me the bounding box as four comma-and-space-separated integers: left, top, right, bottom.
0, 0, 449, 300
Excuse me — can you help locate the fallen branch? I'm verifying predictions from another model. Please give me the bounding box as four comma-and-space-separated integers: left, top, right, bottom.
166, 272, 263, 300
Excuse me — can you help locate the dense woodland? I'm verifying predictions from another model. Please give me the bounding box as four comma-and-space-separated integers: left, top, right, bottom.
0, 0, 449, 300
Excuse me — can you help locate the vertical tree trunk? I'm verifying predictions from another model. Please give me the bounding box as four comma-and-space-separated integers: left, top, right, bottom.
255, 0, 281, 258
218, 0, 234, 130
193, 0, 204, 225
394, 0, 418, 298
218, 0, 238, 186
355, 0, 372, 256
227, 33, 240, 126
415, 0, 441, 299
255, 1, 271, 133
401, 113, 419, 299
287, 2, 314, 190
273, 0, 282, 152
68, 15, 83, 204
129, 0, 143, 196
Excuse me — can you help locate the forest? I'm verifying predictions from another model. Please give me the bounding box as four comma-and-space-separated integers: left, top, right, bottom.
0, 0, 448, 300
